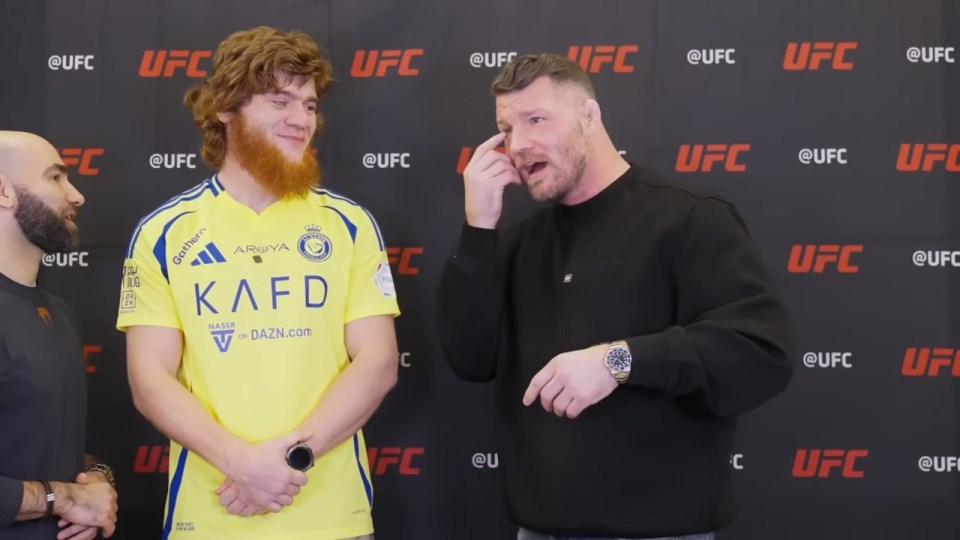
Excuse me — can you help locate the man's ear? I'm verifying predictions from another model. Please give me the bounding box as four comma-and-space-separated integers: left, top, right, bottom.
217, 111, 234, 124
0, 174, 16, 209
581, 99, 602, 135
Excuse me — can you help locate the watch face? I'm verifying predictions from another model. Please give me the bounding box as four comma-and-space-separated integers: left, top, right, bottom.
606, 348, 631, 371
286, 444, 314, 471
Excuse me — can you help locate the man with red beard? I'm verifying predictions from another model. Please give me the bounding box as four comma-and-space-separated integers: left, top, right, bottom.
0, 131, 118, 539
117, 27, 399, 540
438, 54, 795, 539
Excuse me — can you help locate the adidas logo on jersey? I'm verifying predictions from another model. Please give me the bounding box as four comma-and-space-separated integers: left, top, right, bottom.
190, 242, 227, 266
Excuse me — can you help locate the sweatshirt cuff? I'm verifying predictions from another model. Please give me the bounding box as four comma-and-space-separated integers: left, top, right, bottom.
624, 332, 670, 389
452, 223, 499, 274
0, 475, 23, 527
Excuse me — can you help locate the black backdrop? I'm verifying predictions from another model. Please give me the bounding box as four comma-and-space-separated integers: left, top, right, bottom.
1, 1, 958, 538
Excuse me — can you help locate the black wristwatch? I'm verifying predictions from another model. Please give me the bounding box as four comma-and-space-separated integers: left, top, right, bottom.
285, 443, 314, 472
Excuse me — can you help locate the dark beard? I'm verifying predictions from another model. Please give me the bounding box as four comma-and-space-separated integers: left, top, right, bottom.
530, 152, 587, 203
229, 114, 320, 199
13, 186, 79, 253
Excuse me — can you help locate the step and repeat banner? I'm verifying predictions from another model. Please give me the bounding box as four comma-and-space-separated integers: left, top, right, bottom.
1, 0, 958, 538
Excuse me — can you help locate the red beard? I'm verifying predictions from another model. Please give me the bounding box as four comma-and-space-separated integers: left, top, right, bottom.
229, 114, 320, 199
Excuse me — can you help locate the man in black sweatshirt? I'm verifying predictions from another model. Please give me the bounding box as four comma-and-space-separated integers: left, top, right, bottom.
437, 54, 795, 540
0, 131, 117, 539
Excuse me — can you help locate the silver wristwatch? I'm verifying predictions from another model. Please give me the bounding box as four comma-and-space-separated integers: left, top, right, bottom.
602, 340, 632, 384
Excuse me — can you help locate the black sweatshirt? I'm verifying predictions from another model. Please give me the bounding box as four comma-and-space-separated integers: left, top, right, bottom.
0, 272, 86, 539
438, 165, 795, 537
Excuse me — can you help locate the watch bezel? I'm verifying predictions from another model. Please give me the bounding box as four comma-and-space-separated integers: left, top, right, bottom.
286, 443, 315, 472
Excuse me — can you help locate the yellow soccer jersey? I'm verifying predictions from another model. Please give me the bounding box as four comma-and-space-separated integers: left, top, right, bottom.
117, 176, 399, 540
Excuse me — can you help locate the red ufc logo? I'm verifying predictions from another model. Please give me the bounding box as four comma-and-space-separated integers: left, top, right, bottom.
675, 144, 749, 172
792, 449, 868, 478
138, 50, 211, 78
83, 345, 101, 374
134, 445, 170, 474
896, 143, 960, 172
59, 148, 104, 176
783, 42, 857, 70
787, 245, 862, 273
387, 247, 423, 275
367, 447, 424, 475
350, 49, 423, 77
566, 45, 638, 73
901, 348, 960, 377
456, 146, 506, 174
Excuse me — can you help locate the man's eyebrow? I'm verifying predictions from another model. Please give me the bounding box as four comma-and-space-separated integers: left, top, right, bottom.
43, 163, 68, 176
271, 89, 318, 103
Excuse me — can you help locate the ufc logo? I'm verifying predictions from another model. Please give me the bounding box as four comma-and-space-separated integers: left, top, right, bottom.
367, 447, 424, 475
907, 46, 955, 63
150, 153, 197, 169
59, 148, 104, 176
567, 45, 639, 73
387, 247, 423, 275
687, 48, 735, 65
134, 445, 170, 473
896, 143, 960, 172
138, 50, 211, 78
470, 52, 517, 68
793, 449, 868, 478
901, 348, 960, 377
787, 245, 862, 273
363, 153, 411, 169
350, 49, 423, 77
914, 250, 960, 268
48, 54, 94, 71
457, 146, 506, 174
42, 252, 89, 268
799, 148, 848, 165
675, 144, 749, 172
83, 345, 101, 374
783, 42, 857, 70
803, 352, 853, 369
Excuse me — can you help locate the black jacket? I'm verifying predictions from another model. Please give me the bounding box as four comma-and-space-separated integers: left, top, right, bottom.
438, 165, 795, 537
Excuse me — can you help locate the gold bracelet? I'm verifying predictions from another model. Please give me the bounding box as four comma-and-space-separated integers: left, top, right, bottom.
84, 463, 116, 488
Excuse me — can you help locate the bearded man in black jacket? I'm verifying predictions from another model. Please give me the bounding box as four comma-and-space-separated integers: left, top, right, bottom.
437, 53, 795, 540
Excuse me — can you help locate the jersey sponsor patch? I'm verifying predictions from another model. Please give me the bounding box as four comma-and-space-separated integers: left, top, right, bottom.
210, 328, 235, 352
122, 263, 141, 288
373, 262, 395, 298
120, 291, 137, 313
